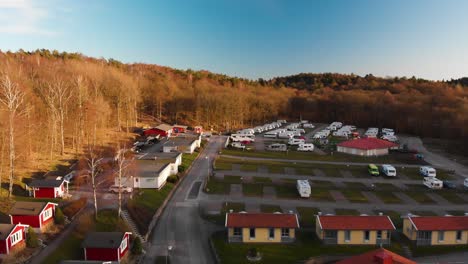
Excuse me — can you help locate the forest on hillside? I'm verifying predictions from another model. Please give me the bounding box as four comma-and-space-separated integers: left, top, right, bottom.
0, 50, 467, 193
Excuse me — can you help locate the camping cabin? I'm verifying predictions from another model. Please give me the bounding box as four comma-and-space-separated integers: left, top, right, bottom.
0, 223, 28, 255
27, 178, 69, 198
82, 232, 132, 262
9, 202, 57, 231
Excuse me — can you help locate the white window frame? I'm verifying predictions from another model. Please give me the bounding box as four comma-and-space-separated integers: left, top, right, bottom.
344, 230, 351, 242
10, 230, 23, 246
364, 230, 370, 242
43, 208, 52, 221
120, 236, 127, 252
438, 231, 445, 242
281, 228, 290, 238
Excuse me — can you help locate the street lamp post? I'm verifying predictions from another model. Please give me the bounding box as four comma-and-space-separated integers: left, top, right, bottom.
166, 245, 173, 264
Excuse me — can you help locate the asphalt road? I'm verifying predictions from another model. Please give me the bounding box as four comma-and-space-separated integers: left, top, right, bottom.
142, 136, 226, 264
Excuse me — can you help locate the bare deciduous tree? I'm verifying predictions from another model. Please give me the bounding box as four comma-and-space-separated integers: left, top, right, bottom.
114, 147, 130, 218
0, 75, 25, 197
86, 148, 102, 220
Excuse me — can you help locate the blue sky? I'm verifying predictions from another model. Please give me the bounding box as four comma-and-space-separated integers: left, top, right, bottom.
1, 0, 467, 80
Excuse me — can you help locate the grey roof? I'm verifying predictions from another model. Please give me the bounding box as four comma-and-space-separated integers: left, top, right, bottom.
28, 178, 65, 188
155, 124, 173, 131
136, 152, 182, 161
82, 232, 126, 249
136, 161, 171, 178
164, 137, 197, 148
10, 201, 50, 216
0, 224, 15, 240
173, 124, 188, 129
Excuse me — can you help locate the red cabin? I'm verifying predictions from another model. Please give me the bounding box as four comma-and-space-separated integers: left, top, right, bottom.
143, 124, 173, 138
27, 178, 69, 198
172, 124, 188, 133
9, 202, 57, 231
0, 223, 28, 255
82, 232, 132, 262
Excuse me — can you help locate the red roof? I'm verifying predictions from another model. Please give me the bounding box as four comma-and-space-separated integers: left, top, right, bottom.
408, 216, 468, 231
335, 248, 416, 264
337, 138, 398, 150
317, 215, 395, 230
226, 213, 299, 228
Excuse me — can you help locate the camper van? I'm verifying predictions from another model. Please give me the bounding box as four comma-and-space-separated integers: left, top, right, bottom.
423, 177, 443, 189
464, 178, 468, 189
296, 180, 311, 198
420, 166, 436, 177
288, 138, 305, 145
297, 143, 314, 152
266, 143, 287, 152
263, 132, 277, 138
368, 164, 380, 176
381, 165, 396, 177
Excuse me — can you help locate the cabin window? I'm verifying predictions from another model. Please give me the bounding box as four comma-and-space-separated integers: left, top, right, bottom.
364, 230, 370, 241
10, 230, 23, 246
344, 230, 351, 242
456, 231, 462, 241
120, 236, 127, 251
438, 231, 445, 242
376, 230, 382, 239
249, 228, 255, 239
268, 228, 275, 239
281, 228, 290, 237
43, 208, 52, 220
233, 228, 242, 236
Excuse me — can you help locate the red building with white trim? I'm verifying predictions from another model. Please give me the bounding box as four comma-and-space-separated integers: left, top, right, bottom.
9, 202, 57, 231
0, 223, 28, 255
143, 124, 173, 138
27, 178, 69, 198
82, 232, 132, 262
172, 124, 188, 133
337, 138, 398, 156
335, 248, 416, 264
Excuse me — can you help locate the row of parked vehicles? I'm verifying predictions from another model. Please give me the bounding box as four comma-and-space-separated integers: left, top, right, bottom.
365, 127, 398, 142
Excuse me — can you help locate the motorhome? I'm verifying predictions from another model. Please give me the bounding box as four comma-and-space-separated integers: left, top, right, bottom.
277, 119, 287, 124
296, 180, 311, 198
368, 164, 380, 176
266, 143, 287, 152
381, 165, 396, 177
423, 177, 443, 189
230, 134, 255, 142
464, 178, 468, 189
237, 129, 254, 135
288, 138, 305, 145
263, 132, 277, 138
278, 132, 294, 139
420, 166, 436, 177
381, 135, 398, 142
333, 131, 349, 137
297, 143, 314, 152
289, 128, 305, 134
303, 123, 314, 128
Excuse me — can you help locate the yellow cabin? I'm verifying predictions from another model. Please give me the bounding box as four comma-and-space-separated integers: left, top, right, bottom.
316, 215, 395, 245
225, 212, 299, 243
402, 215, 468, 246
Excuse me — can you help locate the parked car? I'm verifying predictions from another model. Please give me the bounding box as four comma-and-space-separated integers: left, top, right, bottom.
442, 180, 456, 189
368, 164, 379, 176
109, 185, 133, 194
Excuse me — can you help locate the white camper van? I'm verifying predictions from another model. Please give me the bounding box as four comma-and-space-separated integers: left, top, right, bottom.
297, 143, 314, 152
296, 180, 311, 198
381, 165, 396, 177
423, 177, 443, 189
266, 143, 287, 152
288, 138, 305, 145
278, 132, 294, 139
420, 166, 436, 177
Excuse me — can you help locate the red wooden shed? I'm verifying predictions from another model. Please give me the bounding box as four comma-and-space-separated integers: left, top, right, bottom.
143, 124, 173, 138
27, 178, 69, 198
0, 223, 28, 255
82, 232, 132, 262
172, 124, 188, 133
9, 201, 57, 231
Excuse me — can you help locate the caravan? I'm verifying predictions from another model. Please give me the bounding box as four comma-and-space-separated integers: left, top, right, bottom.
423, 177, 443, 189
381, 165, 396, 177
230, 134, 255, 142
420, 166, 436, 177
296, 180, 311, 198
288, 138, 305, 145
266, 143, 287, 152
297, 143, 314, 152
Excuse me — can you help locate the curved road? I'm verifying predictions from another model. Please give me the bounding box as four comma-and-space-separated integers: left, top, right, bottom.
142, 136, 226, 264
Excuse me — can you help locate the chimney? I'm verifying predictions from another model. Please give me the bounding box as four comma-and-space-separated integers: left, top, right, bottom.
379, 212, 383, 216
318, 212, 322, 216
229, 209, 233, 213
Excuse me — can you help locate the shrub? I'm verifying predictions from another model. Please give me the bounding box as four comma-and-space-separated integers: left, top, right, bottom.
178, 164, 187, 173
26, 226, 39, 248
167, 175, 179, 184
62, 197, 87, 219
132, 236, 143, 255
54, 207, 65, 224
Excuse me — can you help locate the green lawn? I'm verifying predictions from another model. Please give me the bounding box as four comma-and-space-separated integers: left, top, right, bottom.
242, 183, 264, 197
41, 232, 83, 264
127, 183, 175, 234
341, 190, 369, 203
374, 191, 403, 204
403, 191, 436, 204
240, 164, 257, 171
335, 208, 360, 215
412, 245, 468, 257
260, 204, 282, 213
436, 191, 466, 204
212, 231, 381, 264
223, 175, 242, 184
310, 189, 334, 201
205, 180, 230, 195
253, 177, 273, 184
296, 207, 319, 228
275, 184, 299, 199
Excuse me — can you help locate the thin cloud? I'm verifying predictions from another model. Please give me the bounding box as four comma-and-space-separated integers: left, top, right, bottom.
0, 0, 57, 35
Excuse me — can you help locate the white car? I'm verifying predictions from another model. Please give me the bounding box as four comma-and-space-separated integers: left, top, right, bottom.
109, 185, 133, 194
